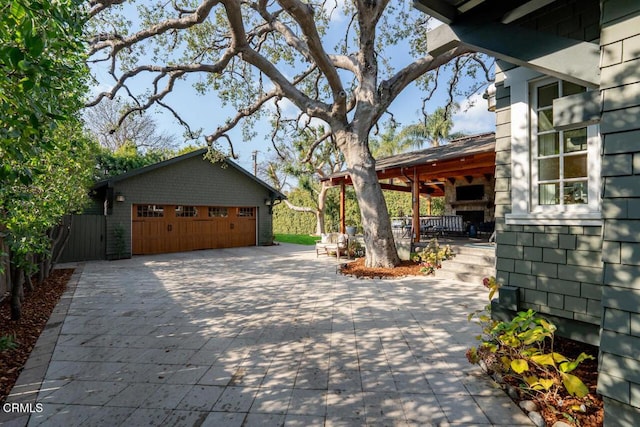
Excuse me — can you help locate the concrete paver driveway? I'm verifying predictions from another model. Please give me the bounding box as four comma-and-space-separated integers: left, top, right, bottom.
4, 244, 532, 426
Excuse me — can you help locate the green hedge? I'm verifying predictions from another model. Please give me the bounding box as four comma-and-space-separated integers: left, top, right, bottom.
273, 186, 444, 235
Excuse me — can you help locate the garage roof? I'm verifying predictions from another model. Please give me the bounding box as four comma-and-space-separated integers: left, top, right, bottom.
93, 148, 286, 201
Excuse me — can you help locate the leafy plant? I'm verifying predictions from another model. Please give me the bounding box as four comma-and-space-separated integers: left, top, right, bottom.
467, 279, 595, 401
112, 224, 126, 259
0, 335, 18, 351
411, 238, 455, 275
348, 239, 365, 258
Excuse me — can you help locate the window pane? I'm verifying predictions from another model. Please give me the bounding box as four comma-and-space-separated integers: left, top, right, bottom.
563, 81, 586, 97
538, 109, 554, 132
564, 181, 588, 204
565, 154, 587, 178
137, 205, 164, 217
538, 83, 558, 108
539, 157, 560, 180
564, 128, 587, 152
539, 183, 559, 205
238, 207, 254, 217
209, 207, 228, 217
538, 133, 559, 156
175, 206, 198, 217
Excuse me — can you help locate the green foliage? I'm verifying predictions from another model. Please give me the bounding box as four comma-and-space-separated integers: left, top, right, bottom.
468, 290, 596, 401
274, 184, 444, 236
2, 122, 95, 272
272, 188, 318, 235
411, 238, 455, 275
273, 234, 320, 246
112, 224, 126, 259
1, 0, 88, 186
94, 144, 174, 181
0, 334, 18, 351
384, 192, 444, 217
1, 0, 90, 285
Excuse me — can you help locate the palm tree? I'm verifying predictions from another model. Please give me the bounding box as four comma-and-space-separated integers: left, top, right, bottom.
397, 106, 464, 149
369, 122, 412, 158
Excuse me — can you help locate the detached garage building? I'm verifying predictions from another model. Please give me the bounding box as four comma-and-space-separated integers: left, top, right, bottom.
60, 149, 285, 261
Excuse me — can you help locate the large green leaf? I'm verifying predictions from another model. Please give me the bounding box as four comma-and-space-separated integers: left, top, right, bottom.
10, 1, 27, 21
511, 359, 529, 374
561, 372, 590, 398
530, 353, 556, 367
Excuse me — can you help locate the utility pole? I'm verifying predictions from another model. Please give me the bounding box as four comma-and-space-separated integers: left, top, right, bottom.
251, 150, 258, 176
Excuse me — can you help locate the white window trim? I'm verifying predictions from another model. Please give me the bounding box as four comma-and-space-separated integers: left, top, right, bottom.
503, 68, 602, 226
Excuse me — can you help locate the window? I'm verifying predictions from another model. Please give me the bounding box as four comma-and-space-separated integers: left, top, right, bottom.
238, 207, 254, 217
532, 80, 589, 207
504, 69, 601, 225
175, 206, 198, 217
137, 205, 164, 217
209, 207, 228, 217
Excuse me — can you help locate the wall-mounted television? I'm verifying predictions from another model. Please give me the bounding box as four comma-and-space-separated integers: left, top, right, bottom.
456, 185, 485, 201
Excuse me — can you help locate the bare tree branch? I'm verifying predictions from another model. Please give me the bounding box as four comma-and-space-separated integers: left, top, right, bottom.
302, 131, 332, 163
277, 0, 347, 110
89, 0, 128, 18
376, 46, 473, 123
89, 0, 221, 57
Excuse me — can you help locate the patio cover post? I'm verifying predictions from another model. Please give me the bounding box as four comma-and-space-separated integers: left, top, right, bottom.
340, 181, 346, 233
412, 168, 420, 243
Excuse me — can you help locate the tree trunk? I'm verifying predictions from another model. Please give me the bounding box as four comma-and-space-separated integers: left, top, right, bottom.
10, 264, 24, 320
337, 130, 400, 268
316, 182, 330, 235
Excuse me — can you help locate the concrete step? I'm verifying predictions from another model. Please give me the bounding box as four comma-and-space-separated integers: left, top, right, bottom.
405, 238, 496, 283
433, 266, 495, 284
435, 242, 495, 284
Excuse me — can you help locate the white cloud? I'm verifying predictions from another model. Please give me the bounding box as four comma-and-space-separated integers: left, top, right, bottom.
452, 93, 495, 135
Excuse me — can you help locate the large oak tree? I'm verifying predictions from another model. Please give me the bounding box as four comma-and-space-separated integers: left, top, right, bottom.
87, 0, 490, 267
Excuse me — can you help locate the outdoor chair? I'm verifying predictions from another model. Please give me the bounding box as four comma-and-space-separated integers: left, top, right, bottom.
316, 233, 349, 259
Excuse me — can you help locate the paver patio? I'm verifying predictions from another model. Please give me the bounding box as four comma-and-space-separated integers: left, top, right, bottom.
2, 244, 533, 426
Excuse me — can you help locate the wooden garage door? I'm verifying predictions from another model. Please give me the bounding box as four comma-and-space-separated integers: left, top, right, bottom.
132, 205, 256, 255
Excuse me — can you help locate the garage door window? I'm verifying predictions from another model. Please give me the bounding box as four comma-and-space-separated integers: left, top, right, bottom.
238, 207, 254, 217
175, 205, 198, 217
137, 205, 164, 217
209, 207, 228, 217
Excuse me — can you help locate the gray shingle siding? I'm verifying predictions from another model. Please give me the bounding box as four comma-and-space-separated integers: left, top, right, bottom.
493, 2, 605, 342
598, 0, 640, 422
483, 1, 640, 421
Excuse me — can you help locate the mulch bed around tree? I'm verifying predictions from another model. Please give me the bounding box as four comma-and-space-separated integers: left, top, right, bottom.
339, 258, 603, 426
340, 257, 424, 278
0, 269, 72, 403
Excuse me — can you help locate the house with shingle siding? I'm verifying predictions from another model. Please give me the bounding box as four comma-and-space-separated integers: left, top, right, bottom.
414, 0, 640, 424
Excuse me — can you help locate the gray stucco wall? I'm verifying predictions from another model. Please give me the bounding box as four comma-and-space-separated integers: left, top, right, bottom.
597, 0, 640, 423
105, 156, 275, 258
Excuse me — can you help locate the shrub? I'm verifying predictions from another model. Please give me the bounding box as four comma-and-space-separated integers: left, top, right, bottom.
411, 238, 455, 275
468, 277, 595, 400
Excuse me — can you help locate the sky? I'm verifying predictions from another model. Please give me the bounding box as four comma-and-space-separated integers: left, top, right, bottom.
88, 1, 496, 174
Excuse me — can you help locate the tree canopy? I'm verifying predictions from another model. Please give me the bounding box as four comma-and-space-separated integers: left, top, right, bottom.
1, 0, 93, 319
86, 0, 492, 267
84, 97, 177, 152
1, 0, 88, 184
